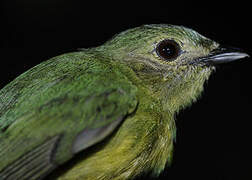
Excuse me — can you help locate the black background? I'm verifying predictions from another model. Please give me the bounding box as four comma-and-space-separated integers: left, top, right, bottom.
1, 1, 251, 180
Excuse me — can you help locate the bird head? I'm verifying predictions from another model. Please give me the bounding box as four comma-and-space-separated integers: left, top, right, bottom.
101, 24, 249, 113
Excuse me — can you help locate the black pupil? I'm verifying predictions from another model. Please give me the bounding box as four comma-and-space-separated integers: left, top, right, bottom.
157, 40, 180, 61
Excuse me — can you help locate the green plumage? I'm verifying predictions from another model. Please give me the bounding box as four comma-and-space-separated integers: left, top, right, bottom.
0, 24, 248, 180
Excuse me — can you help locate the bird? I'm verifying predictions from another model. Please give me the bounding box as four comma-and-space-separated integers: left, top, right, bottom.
0, 24, 249, 180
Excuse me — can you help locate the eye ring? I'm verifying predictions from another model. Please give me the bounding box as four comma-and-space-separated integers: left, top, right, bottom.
156, 39, 181, 61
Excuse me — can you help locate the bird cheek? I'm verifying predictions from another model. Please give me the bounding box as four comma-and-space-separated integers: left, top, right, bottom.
178, 65, 187, 73
131, 62, 146, 72
165, 61, 177, 66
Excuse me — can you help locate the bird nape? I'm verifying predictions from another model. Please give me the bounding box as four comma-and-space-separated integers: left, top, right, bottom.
0, 24, 249, 180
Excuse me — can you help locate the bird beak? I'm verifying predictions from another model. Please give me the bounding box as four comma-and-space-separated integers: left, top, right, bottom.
199, 46, 250, 65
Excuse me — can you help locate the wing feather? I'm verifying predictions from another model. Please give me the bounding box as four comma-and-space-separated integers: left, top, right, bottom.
0, 52, 138, 179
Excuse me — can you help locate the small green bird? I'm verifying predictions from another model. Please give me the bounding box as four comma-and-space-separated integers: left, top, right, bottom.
0, 24, 249, 180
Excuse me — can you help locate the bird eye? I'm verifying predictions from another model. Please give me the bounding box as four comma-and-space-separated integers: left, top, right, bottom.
156, 39, 181, 61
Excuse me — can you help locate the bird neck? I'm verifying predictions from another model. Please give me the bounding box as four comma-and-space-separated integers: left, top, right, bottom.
123, 59, 214, 115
